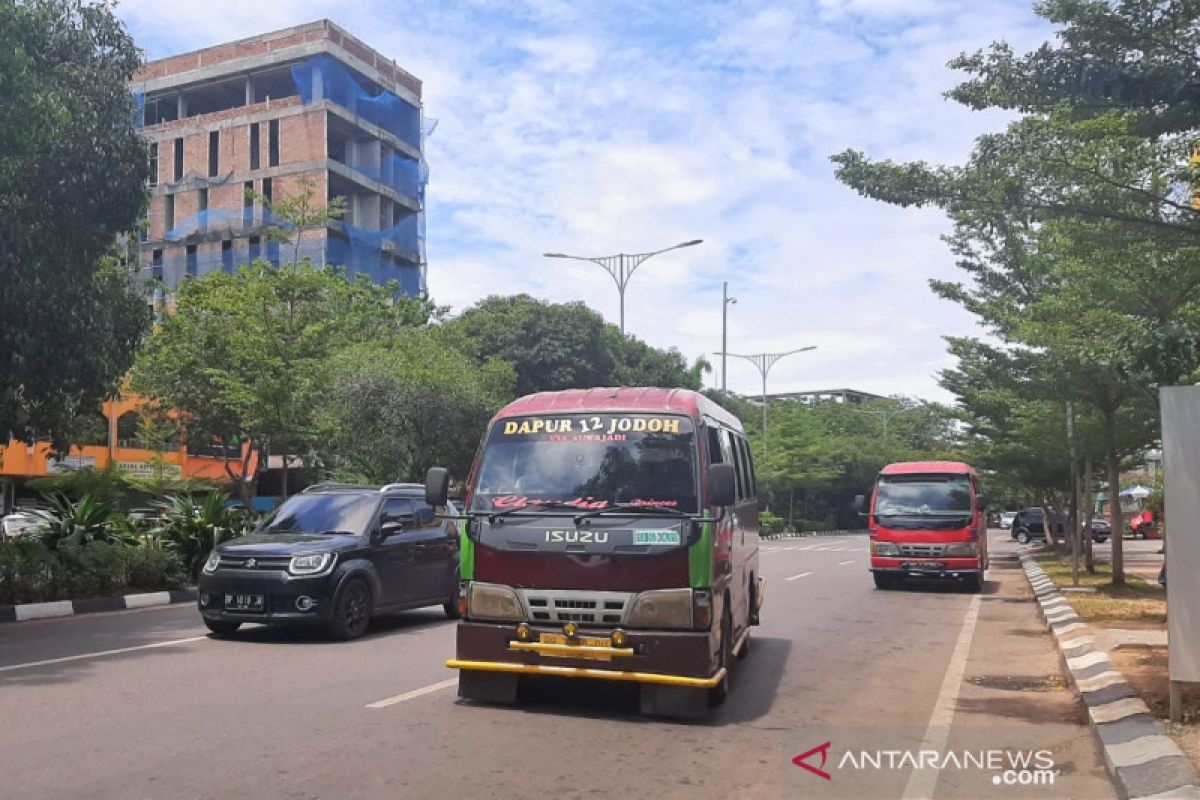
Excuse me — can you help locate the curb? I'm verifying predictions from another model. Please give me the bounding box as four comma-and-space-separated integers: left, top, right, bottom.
1019, 552, 1200, 800
0, 589, 197, 624
763, 529, 868, 540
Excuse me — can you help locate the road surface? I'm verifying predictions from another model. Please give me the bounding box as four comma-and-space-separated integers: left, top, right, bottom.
0, 533, 1114, 799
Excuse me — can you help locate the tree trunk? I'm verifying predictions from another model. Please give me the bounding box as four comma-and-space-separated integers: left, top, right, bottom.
1084, 458, 1096, 574
1103, 411, 1125, 586
281, 451, 289, 499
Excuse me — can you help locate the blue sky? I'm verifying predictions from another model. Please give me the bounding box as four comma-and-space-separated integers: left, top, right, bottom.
120, 0, 1053, 401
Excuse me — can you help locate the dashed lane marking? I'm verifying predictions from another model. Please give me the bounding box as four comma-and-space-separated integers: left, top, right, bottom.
366, 677, 459, 708
839, 560, 854, 566
785, 572, 814, 582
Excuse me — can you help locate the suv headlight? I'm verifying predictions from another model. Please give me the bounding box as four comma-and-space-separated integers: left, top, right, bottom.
872, 541, 899, 557
626, 588, 693, 629
288, 553, 335, 576
944, 542, 979, 557
202, 550, 221, 574
467, 582, 524, 621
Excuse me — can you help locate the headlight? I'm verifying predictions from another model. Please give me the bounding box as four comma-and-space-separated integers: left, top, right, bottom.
288, 553, 335, 576
872, 541, 899, 557
626, 588, 693, 629
467, 582, 524, 621
944, 542, 979, 557
202, 550, 221, 574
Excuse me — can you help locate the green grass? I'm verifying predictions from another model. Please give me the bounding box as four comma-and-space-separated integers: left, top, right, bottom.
1033, 552, 1166, 623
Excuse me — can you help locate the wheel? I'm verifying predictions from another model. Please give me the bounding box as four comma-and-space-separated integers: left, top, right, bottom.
962, 574, 982, 593
328, 577, 372, 640
204, 619, 241, 637
443, 570, 461, 619
708, 601, 733, 706
1016, 529, 1031, 544
1094, 536, 1108, 544
873, 573, 898, 590
747, 574, 761, 626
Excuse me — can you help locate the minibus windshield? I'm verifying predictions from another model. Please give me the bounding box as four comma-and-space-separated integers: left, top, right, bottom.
875, 476, 972, 516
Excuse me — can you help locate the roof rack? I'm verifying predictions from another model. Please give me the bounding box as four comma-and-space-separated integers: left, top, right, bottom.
302, 482, 377, 493
379, 482, 424, 494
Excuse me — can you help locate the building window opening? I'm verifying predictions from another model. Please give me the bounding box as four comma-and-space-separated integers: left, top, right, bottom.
243, 180, 254, 227
249, 235, 261, 262
116, 411, 141, 448
268, 119, 280, 167
249, 123, 260, 170
148, 142, 158, 187
151, 248, 163, 282
186, 244, 198, 277
173, 137, 183, 181
208, 130, 219, 176
262, 177, 272, 206
164, 194, 175, 233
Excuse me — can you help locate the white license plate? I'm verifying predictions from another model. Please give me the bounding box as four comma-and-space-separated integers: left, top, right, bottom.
225, 593, 264, 611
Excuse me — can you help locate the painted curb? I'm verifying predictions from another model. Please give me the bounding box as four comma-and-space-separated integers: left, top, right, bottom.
1019, 553, 1200, 800
0, 589, 197, 624
763, 529, 868, 540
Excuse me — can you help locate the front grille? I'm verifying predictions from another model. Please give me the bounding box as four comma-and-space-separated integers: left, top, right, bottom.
897, 543, 946, 558
217, 555, 292, 571
517, 589, 632, 624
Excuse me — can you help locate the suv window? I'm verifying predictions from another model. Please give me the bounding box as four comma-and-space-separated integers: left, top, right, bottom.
258, 493, 378, 536
380, 496, 441, 531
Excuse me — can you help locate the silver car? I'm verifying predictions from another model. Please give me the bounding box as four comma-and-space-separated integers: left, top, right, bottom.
999, 511, 1017, 530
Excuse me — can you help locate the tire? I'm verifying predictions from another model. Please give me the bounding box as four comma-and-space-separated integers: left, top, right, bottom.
962, 574, 982, 593
873, 573, 898, 590
747, 574, 761, 626
708, 601, 733, 706
1094, 536, 1108, 544
204, 619, 241, 637
328, 577, 372, 640
443, 569, 461, 620
1016, 530, 1030, 544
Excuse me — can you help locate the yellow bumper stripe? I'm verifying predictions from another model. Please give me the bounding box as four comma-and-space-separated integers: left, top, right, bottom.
446, 658, 726, 688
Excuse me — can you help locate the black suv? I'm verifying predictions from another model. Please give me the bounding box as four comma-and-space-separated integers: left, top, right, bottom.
1011, 507, 1064, 544
198, 484, 460, 640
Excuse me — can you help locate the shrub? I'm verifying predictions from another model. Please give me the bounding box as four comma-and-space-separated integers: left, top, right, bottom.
30, 493, 124, 549
760, 511, 786, 536
0, 539, 186, 605
155, 492, 240, 578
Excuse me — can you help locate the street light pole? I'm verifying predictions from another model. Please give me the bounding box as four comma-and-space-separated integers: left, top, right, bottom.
714, 347, 817, 439
721, 282, 737, 393
543, 239, 704, 335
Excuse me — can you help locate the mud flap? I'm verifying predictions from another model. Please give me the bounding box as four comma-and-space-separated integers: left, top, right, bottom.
750, 576, 765, 626
639, 684, 708, 719
458, 671, 519, 704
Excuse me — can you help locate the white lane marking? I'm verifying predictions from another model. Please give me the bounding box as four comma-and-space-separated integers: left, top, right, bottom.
839, 560, 854, 566
0, 635, 208, 674
900, 593, 982, 800
797, 545, 819, 551
785, 572, 814, 582
366, 677, 458, 708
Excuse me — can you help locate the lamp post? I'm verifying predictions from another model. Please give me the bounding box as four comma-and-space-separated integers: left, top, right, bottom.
543, 239, 703, 334
714, 347, 817, 439
721, 282, 737, 393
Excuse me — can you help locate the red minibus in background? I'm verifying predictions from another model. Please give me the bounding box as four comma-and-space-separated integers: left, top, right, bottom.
424, 387, 762, 718
856, 461, 987, 592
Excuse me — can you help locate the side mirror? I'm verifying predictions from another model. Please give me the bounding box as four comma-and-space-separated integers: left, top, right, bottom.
426, 467, 449, 508
708, 463, 736, 507
853, 494, 866, 514
380, 520, 406, 539
975, 494, 987, 510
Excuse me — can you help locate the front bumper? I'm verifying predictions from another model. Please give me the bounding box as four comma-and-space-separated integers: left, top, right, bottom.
870, 556, 981, 579
448, 620, 722, 687
197, 570, 337, 623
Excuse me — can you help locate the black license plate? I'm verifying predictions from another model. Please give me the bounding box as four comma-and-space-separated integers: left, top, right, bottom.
225, 593, 264, 612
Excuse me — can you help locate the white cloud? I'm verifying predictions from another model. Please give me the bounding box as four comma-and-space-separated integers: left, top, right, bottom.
118, 0, 1054, 402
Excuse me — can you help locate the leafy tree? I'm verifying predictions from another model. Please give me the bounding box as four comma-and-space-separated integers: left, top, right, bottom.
319, 332, 515, 483
132, 261, 433, 504
0, 0, 152, 443
606, 329, 711, 390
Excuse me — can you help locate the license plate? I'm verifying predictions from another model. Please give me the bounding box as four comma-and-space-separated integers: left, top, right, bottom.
539, 632, 612, 648
224, 593, 264, 611
905, 562, 945, 572
633, 529, 681, 546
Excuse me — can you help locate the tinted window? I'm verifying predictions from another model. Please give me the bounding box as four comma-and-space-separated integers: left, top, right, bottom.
258, 494, 377, 536
875, 477, 972, 515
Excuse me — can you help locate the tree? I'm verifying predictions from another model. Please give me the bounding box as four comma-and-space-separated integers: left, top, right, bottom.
607, 329, 711, 390
0, 0, 152, 443
132, 261, 432, 504
319, 332, 515, 483
249, 176, 347, 266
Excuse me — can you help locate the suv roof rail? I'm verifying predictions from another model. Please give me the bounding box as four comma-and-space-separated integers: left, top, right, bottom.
379, 482, 424, 494
302, 482, 375, 493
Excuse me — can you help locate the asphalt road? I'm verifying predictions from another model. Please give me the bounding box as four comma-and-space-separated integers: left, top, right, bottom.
0, 533, 1115, 800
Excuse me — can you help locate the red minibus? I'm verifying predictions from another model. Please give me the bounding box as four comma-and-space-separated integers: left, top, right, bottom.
857, 461, 987, 592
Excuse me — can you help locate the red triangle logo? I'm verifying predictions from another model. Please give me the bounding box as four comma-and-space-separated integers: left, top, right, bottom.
792, 741, 832, 781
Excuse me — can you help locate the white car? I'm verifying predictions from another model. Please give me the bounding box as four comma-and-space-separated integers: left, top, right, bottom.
999, 511, 1018, 530
1, 512, 40, 539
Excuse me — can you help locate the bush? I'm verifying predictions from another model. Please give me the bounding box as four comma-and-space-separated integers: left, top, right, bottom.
0, 539, 186, 605
760, 511, 786, 536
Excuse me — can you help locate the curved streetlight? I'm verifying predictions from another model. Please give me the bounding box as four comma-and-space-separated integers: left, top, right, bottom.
543, 239, 704, 334
715, 346, 818, 441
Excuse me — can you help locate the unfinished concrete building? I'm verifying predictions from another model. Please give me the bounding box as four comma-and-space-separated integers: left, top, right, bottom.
131, 20, 427, 296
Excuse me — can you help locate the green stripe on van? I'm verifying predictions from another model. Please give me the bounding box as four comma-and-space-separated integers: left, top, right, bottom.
689, 521, 712, 587
459, 520, 474, 580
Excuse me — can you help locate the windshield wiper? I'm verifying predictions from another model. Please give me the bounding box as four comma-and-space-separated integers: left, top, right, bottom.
572, 503, 693, 524
481, 501, 586, 524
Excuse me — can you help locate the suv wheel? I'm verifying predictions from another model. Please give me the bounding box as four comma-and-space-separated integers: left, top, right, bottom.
329, 578, 372, 640
1016, 529, 1031, 544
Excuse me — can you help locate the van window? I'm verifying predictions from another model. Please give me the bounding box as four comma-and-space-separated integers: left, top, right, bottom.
737, 436, 758, 499
706, 426, 724, 465
720, 429, 746, 501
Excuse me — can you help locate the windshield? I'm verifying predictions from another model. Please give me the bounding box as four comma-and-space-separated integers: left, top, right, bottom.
256, 494, 378, 536
874, 476, 972, 516
470, 413, 698, 513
